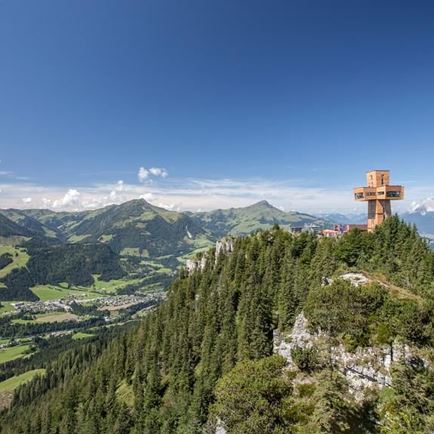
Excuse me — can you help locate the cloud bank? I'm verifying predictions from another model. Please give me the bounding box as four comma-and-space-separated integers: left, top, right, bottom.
0, 164, 432, 214
0, 175, 429, 214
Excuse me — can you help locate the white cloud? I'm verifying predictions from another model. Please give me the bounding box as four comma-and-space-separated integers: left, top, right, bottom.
149, 167, 168, 178
138, 167, 149, 182
115, 180, 124, 191
138, 166, 168, 182
155, 202, 179, 211
140, 192, 154, 201
42, 198, 52, 207
22, 197, 32, 204
0, 178, 350, 213
108, 180, 125, 201
52, 189, 81, 209
1, 176, 433, 215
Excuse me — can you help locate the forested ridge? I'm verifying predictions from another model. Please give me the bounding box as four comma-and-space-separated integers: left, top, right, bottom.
1, 217, 433, 433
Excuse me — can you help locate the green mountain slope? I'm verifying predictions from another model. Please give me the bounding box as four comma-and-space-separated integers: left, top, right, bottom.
9, 200, 210, 261
14, 208, 83, 234
1, 217, 432, 433
192, 200, 329, 237
0, 214, 33, 238
4, 199, 329, 275
62, 199, 207, 257
0, 210, 62, 240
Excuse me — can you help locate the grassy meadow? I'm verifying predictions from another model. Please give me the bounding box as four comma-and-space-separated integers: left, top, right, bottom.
0, 345, 32, 364
0, 246, 30, 279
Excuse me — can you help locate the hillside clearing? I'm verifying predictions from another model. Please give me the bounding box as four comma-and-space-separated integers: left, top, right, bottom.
0, 345, 32, 364
72, 332, 94, 340
366, 272, 424, 303
116, 380, 134, 407
0, 301, 14, 316
0, 369, 45, 393
0, 246, 30, 279
0, 369, 45, 409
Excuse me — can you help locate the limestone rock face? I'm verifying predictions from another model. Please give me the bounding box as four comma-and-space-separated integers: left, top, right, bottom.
274, 312, 313, 363
185, 256, 207, 274
340, 272, 370, 287
185, 259, 197, 273
274, 312, 418, 401
215, 237, 234, 259
215, 419, 227, 434
187, 238, 234, 274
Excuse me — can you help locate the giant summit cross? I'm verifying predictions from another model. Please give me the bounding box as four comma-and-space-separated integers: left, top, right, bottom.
354, 170, 404, 232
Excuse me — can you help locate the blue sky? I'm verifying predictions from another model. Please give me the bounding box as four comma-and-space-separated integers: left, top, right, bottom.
1, 0, 434, 212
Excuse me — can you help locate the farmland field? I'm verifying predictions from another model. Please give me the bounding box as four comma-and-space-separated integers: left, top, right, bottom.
31, 281, 117, 300
30, 284, 90, 301
0, 345, 31, 364
30, 277, 144, 301
13, 312, 79, 324
91, 275, 143, 292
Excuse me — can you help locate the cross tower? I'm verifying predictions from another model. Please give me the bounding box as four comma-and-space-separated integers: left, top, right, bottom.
353, 170, 404, 232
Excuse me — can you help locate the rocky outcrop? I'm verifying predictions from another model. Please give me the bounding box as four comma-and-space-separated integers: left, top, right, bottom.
274, 313, 313, 362
274, 312, 419, 401
215, 419, 227, 434
186, 237, 234, 274
321, 273, 370, 287
340, 272, 370, 287
215, 237, 234, 259
185, 256, 207, 273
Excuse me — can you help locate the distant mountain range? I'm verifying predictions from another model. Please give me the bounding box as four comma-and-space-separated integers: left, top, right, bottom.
1, 198, 329, 256
1, 198, 330, 242
3, 199, 434, 254
189, 200, 327, 237
321, 209, 434, 239
400, 212, 434, 239
2, 198, 434, 300
318, 213, 366, 225
0, 200, 331, 299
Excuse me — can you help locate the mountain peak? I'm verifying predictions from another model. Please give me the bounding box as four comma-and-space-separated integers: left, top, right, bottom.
116, 198, 153, 210
410, 198, 434, 215
124, 198, 150, 206
250, 200, 275, 209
